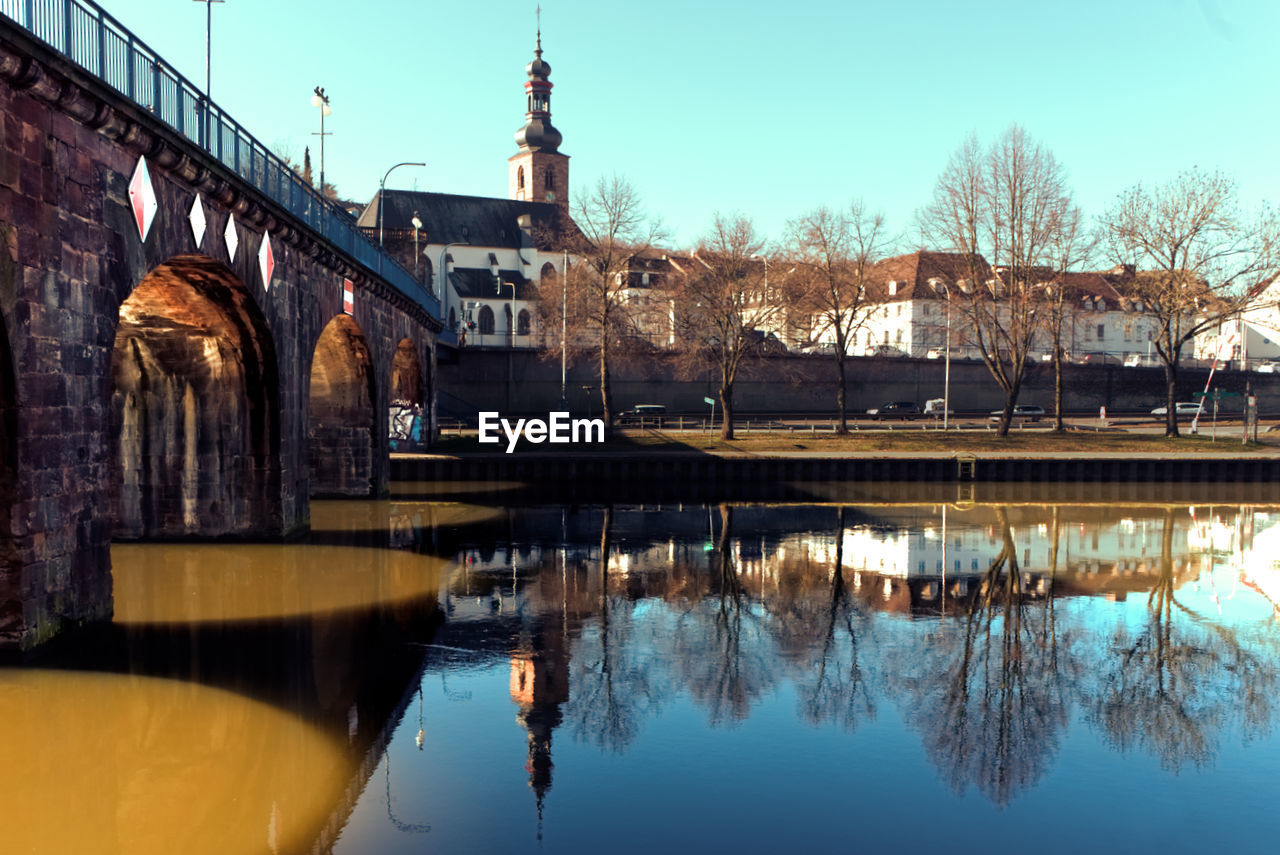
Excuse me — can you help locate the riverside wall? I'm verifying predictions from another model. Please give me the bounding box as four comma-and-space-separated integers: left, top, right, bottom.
439, 351, 1277, 418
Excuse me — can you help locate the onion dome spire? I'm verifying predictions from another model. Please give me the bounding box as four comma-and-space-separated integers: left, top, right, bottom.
514, 9, 562, 152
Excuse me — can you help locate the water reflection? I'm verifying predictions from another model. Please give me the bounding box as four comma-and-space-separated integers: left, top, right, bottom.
0, 670, 346, 854
342, 497, 1280, 853
5, 493, 1280, 853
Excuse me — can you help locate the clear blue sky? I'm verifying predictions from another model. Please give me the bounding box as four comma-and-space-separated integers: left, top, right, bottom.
75, 0, 1280, 250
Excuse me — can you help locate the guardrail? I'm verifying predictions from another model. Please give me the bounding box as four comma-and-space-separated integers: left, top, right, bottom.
0, 0, 451, 341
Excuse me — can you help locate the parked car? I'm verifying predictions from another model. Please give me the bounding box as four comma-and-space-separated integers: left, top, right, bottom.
743, 329, 788, 356
1151, 402, 1202, 418
620, 404, 667, 424
989, 405, 1046, 422
1123, 354, 1143, 367
871, 345, 908, 358
867, 401, 921, 420
923, 398, 954, 418
925, 348, 943, 360
1257, 362, 1279, 373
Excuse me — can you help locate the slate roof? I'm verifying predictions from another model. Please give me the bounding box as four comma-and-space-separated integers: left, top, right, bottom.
357, 189, 581, 249
448, 268, 538, 300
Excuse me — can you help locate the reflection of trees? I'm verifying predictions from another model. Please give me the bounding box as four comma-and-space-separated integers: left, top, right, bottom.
767, 506, 875, 731
1087, 508, 1279, 770
892, 506, 1072, 807
669, 505, 778, 725
564, 507, 661, 752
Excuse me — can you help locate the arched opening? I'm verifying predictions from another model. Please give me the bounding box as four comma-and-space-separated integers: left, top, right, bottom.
111, 255, 280, 539
389, 339, 425, 449
0, 310, 20, 640
308, 315, 376, 497
544, 167, 555, 195
478, 305, 495, 335
518, 166, 526, 190
539, 261, 558, 288
517, 309, 532, 336
504, 304, 513, 340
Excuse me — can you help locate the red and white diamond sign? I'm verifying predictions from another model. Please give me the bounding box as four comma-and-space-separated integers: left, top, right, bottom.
343, 278, 354, 314
258, 230, 275, 291
224, 215, 239, 260
127, 156, 158, 241
188, 194, 206, 247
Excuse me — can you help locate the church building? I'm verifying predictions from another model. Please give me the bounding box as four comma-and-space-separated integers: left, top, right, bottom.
357, 26, 581, 348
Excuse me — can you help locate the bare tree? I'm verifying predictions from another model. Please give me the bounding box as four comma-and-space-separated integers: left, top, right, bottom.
1043, 206, 1095, 431
786, 201, 890, 432
673, 215, 792, 439
552, 174, 664, 427
1101, 168, 1280, 436
919, 125, 1076, 436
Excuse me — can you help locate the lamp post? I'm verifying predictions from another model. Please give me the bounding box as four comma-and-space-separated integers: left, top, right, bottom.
494, 264, 516, 347
310, 87, 332, 196
438, 241, 468, 336
931, 278, 952, 431
411, 212, 422, 280
192, 0, 223, 146
378, 162, 426, 252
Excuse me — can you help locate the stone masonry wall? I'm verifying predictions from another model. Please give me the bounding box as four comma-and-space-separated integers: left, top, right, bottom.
0, 24, 439, 648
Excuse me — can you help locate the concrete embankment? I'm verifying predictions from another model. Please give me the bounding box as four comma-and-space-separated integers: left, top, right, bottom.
391, 452, 1280, 504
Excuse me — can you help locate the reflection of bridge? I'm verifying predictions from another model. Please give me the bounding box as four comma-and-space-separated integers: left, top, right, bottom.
1, 3, 448, 649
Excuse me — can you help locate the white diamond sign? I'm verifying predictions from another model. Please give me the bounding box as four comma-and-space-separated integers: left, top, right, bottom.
258, 231, 275, 291
224, 215, 239, 261
188, 194, 206, 247
127, 156, 158, 241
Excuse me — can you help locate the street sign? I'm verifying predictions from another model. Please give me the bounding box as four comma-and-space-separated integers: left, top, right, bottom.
703, 397, 715, 405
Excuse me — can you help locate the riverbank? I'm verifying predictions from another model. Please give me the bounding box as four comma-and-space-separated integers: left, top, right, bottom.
392, 429, 1280, 503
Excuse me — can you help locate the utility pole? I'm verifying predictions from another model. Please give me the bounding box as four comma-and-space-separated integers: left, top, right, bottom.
192, 0, 224, 146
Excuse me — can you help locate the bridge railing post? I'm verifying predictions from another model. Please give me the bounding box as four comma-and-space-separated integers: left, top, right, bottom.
62, 0, 72, 55
95, 5, 104, 78
125, 32, 135, 100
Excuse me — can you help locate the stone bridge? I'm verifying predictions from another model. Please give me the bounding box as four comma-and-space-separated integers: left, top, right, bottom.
0, 4, 448, 649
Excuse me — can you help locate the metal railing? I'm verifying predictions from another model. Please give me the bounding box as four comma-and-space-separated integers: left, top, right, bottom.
1, 0, 450, 341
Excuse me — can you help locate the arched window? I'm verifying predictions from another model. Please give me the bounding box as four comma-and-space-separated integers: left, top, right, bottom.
517, 309, 532, 336
540, 261, 558, 288
478, 305, 495, 335
544, 167, 554, 194
504, 304, 513, 335
518, 166, 525, 190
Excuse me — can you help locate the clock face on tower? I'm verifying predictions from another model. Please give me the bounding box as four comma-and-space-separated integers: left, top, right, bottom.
545, 190, 556, 202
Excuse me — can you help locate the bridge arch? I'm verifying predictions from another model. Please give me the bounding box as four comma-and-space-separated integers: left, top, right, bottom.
309, 315, 376, 497
110, 255, 281, 539
389, 339, 425, 449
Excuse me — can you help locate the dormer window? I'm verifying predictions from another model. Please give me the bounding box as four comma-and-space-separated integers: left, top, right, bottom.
888, 281, 898, 296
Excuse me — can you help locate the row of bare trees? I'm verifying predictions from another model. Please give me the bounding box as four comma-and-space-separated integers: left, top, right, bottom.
542, 126, 1280, 439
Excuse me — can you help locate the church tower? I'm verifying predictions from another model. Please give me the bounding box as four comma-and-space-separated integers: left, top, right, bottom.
508, 19, 569, 213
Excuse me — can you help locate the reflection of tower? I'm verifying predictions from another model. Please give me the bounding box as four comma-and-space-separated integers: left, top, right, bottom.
509, 627, 570, 823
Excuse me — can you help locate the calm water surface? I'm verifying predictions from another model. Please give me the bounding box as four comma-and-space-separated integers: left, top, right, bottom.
5, 487, 1280, 853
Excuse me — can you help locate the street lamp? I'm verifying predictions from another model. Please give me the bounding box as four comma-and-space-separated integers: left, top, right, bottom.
378, 161, 427, 252
438, 241, 469, 335
192, 0, 224, 146
411, 212, 423, 280
310, 87, 332, 197
931, 278, 952, 431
